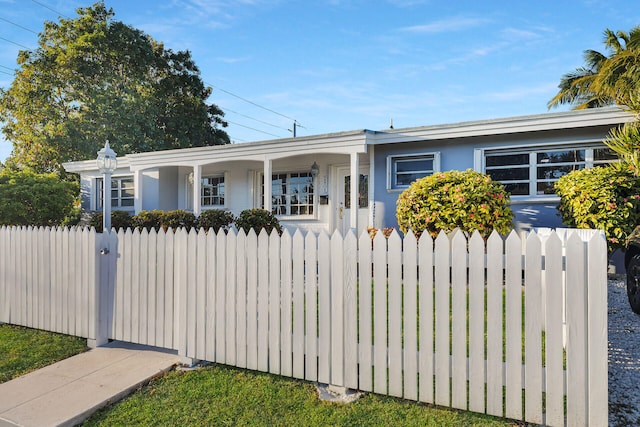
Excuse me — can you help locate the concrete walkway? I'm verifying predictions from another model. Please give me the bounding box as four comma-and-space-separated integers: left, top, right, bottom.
0, 341, 180, 427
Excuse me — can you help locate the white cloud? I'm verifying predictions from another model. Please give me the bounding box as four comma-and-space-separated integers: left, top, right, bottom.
483, 82, 559, 102
501, 27, 542, 40
400, 16, 490, 34
214, 56, 251, 64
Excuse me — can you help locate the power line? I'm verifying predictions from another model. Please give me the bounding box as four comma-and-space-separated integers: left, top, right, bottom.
228, 135, 247, 143
0, 69, 13, 76
30, 0, 71, 19
206, 81, 297, 122
225, 120, 283, 139
0, 36, 31, 50
221, 105, 290, 132
0, 64, 16, 72
0, 17, 38, 34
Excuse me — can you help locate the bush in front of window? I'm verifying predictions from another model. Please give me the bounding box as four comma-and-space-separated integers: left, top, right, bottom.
0, 168, 79, 227
555, 162, 640, 253
89, 210, 133, 232
197, 209, 235, 233
235, 208, 283, 235
162, 209, 196, 232
396, 169, 514, 239
131, 210, 164, 232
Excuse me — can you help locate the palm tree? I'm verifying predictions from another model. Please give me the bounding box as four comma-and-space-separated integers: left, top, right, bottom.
548, 27, 640, 112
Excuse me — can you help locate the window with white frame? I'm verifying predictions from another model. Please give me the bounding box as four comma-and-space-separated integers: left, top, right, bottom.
262, 172, 314, 216
387, 153, 439, 190
484, 145, 618, 197
96, 176, 134, 209
201, 176, 225, 207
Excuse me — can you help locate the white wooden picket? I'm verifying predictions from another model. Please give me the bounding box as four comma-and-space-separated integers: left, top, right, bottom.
0, 225, 609, 426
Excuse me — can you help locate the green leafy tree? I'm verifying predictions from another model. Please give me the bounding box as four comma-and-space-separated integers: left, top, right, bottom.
548, 27, 640, 112
396, 169, 513, 238
0, 169, 79, 226
549, 26, 640, 176
0, 2, 229, 173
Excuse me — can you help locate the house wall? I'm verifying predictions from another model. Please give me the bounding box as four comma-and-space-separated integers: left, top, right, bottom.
158, 167, 178, 211
372, 126, 616, 234
153, 154, 356, 234
80, 175, 92, 211
203, 160, 261, 214
141, 169, 160, 212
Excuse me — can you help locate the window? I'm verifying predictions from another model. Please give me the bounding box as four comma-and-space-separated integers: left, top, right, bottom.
344, 174, 368, 208
263, 172, 314, 216
201, 176, 225, 207
387, 153, 439, 190
96, 177, 134, 209
484, 146, 618, 197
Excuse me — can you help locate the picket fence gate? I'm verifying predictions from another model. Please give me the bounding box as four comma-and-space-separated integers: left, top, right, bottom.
0, 225, 608, 426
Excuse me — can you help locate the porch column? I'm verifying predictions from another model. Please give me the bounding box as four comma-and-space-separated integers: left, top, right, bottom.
368, 146, 375, 228
193, 165, 202, 216
133, 169, 143, 214
263, 158, 272, 213
350, 152, 359, 232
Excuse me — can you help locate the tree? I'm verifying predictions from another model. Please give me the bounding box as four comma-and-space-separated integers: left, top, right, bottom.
0, 2, 229, 173
548, 27, 640, 112
0, 169, 79, 226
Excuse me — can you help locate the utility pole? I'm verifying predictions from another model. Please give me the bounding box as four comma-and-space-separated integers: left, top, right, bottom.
290, 120, 305, 138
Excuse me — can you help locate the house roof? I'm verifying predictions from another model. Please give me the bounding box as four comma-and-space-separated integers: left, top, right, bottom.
366, 107, 635, 145
63, 107, 635, 173
125, 129, 370, 171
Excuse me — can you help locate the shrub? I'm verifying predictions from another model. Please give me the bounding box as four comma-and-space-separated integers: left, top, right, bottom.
89, 210, 133, 232
162, 209, 196, 232
235, 209, 282, 235
0, 169, 78, 226
366, 226, 395, 239
197, 209, 235, 233
396, 169, 513, 238
555, 162, 640, 252
132, 210, 164, 231
61, 203, 82, 227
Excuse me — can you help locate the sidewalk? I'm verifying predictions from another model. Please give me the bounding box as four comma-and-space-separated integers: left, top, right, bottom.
0, 341, 179, 427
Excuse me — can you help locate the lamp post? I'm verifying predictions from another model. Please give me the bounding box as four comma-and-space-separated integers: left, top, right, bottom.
96, 140, 117, 232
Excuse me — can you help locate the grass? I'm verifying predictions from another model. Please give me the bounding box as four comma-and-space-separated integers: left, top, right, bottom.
0, 323, 88, 384
84, 364, 520, 427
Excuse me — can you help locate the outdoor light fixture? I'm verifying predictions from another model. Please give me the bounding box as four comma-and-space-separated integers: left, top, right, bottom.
96, 140, 117, 174
97, 140, 117, 233
310, 161, 319, 179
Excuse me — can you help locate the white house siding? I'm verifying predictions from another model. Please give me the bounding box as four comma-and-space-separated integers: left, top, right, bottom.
158, 167, 178, 211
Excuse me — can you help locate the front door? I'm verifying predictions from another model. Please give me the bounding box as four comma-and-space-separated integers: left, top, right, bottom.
337, 167, 369, 235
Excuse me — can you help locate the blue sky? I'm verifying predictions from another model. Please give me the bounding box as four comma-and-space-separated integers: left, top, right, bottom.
0, 0, 638, 162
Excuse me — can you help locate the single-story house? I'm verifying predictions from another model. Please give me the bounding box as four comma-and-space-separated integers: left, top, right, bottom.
63, 107, 635, 236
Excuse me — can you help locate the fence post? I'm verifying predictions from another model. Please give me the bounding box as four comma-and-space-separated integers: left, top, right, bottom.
88, 229, 115, 348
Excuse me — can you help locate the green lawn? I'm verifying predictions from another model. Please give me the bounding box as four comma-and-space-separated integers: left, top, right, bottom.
84, 364, 519, 427
0, 323, 88, 384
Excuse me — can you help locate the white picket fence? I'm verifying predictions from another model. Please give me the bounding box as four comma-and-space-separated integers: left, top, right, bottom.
0, 226, 98, 339
0, 225, 608, 426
